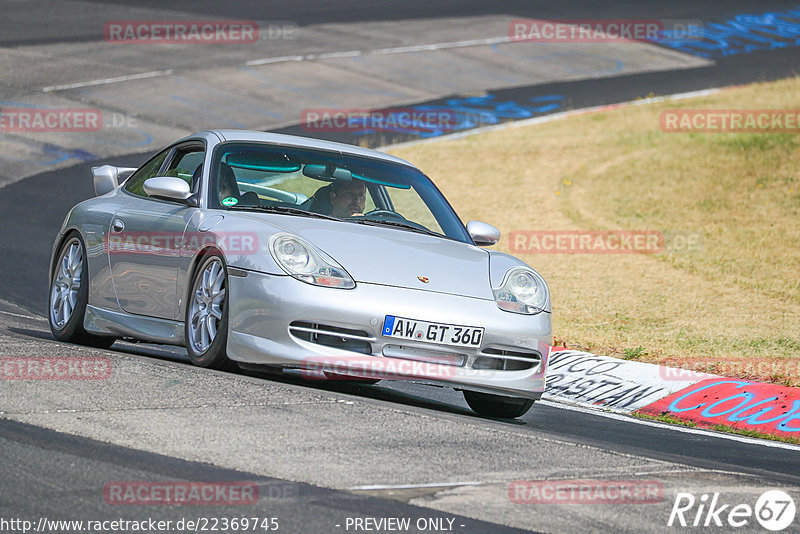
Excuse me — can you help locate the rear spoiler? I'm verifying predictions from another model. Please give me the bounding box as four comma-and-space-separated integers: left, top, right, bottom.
91, 165, 137, 196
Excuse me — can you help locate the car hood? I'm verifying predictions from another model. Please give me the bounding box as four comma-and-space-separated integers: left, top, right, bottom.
243, 214, 493, 300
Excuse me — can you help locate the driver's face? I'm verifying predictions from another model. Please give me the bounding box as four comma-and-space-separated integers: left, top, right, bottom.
330, 181, 366, 218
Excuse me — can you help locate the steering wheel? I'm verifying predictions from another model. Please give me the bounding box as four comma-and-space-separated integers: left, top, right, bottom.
358, 209, 433, 233
361, 209, 407, 221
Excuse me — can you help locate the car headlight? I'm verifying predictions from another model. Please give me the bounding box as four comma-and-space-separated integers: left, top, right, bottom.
269, 234, 355, 289
493, 267, 548, 314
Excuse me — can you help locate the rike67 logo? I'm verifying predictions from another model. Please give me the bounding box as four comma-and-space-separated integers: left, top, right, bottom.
668, 490, 796, 531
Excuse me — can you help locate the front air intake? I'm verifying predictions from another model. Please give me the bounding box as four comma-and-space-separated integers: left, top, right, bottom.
473, 347, 542, 371
289, 321, 372, 354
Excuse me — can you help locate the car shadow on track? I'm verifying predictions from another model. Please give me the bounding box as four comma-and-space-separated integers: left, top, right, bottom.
237, 368, 528, 425
10, 322, 529, 425
246, 367, 476, 416
6, 326, 54, 341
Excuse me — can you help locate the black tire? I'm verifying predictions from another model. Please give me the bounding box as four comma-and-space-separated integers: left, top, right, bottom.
185, 254, 234, 370
48, 233, 116, 349
463, 390, 535, 418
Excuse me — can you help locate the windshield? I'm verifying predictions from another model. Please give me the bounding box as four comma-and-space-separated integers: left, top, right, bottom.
208, 142, 471, 242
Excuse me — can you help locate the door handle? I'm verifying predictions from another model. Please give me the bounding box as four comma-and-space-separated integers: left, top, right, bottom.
111, 219, 125, 233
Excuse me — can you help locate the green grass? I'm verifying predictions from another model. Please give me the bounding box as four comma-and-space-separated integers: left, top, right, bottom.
632, 412, 697, 428
709, 424, 800, 445
623, 347, 648, 360
633, 412, 800, 444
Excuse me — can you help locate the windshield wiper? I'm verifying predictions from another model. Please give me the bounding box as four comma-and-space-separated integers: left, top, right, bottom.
227, 205, 444, 237
227, 205, 340, 221
350, 218, 444, 238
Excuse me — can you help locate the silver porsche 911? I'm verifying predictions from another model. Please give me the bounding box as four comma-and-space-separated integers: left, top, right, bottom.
49, 130, 551, 418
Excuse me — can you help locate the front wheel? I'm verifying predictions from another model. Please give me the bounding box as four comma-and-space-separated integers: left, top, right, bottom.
463, 390, 535, 418
185, 254, 233, 370
49, 233, 115, 348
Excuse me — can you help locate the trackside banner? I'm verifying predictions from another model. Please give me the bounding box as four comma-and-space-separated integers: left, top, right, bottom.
544, 351, 705, 411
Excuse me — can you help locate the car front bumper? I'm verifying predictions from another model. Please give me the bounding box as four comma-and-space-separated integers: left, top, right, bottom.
226, 270, 551, 399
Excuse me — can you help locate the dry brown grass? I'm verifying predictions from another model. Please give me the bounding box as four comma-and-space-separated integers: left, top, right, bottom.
390, 77, 800, 386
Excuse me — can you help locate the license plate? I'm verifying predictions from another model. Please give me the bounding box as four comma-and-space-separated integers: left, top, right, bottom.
382, 315, 484, 347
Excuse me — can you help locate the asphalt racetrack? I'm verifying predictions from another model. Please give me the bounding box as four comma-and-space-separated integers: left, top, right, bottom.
1, 2, 799, 533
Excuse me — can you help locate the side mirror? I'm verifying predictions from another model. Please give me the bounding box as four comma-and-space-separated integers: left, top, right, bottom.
143, 177, 196, 206
467, 220, 500, 246
91, 165, 136, 196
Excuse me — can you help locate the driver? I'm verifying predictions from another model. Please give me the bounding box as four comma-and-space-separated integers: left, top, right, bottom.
329, 180, 366, 218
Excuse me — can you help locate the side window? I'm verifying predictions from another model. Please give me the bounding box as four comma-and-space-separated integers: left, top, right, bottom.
364, 185, 377, 212
163, 147, 205, 188
124, 148, 170, 197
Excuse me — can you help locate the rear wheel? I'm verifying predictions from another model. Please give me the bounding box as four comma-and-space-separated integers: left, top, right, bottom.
463, 390, 534, 419
185, 254, 233, 370
49, 233, 116, 348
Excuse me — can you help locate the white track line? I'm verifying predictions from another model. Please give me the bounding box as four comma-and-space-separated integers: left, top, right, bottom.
369, 36, 512, 54
42, 36, 514, 90
349, 481, 483, 491
41, 69, 174, 92
0, 309, 44, 321
314, 50, 363, 60
246, 55, 305, 65
539, 400, 800, 451
245, 36, 512, 66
